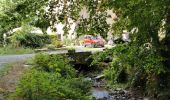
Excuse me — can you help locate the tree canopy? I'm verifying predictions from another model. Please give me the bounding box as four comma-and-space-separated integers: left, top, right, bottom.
0, 0, 170, 98
0, 0, 49, 33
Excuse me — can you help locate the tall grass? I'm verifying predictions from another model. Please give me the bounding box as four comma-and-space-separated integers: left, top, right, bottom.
0, 45, 33, 55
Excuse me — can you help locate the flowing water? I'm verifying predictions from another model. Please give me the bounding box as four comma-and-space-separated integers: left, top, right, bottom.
92, 87, 109, 99
92, 87, 115, 100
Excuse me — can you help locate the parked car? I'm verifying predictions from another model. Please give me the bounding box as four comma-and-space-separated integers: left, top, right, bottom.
82, 35, 105, 47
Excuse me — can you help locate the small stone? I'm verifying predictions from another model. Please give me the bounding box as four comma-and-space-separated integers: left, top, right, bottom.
108, 95, 114, 100
122, 96, 126, 99
143, 97, 149, 100
127, 96, 131, 99
123, 90, 129, 94
116, 88, 122, 91
139, 97, 142, 99
95, 75, 105, 80
109, 91, 117, 95
84, 77, 92, 81
119, 90, 125, 94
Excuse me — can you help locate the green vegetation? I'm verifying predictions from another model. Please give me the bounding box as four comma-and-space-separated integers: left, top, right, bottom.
9, 69, 91, 100
34, 54, 76, 77
88, 0, 170, 98
11, 32, 50, 48
0, 0, 51, 51
0, 63, 14, 78
0, 0, 170, 99
92, 43, 169, 98
0, 0, 49, 34
9, 54, 92, 100
0, 45, 33, 55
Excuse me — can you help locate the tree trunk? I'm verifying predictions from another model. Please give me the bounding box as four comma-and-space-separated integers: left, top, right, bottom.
162, 12, 170, 67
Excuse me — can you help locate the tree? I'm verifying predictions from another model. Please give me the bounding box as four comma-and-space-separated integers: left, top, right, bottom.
0, 0, 49, 44
106, 0, 170, 98
1, 0, 170, 98
0, 0, 49, 33
109, 0, 170, 69
84, 0, 169, 98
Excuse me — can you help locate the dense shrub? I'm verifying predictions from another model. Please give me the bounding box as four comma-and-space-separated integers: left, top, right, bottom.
34, 54, 76, 78
10, 31, 51, 48
49, 35, 63, 48
90, 51, 112, 71
9, 54, 92, 99
9, 69, 92, 100
9, 25, 51, 48
52, 40, 63, 48
92, 43, 165, 96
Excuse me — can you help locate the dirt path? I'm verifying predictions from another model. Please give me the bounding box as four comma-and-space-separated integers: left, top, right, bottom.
0, 61, 28, 99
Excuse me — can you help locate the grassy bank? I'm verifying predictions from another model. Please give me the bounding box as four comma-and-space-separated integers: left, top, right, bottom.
0, 63, 13, 78
0, 45, 33, 55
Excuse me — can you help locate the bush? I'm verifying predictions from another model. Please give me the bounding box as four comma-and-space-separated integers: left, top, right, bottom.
93, 43, 165, 97
10, 30, 51, 48
91, 48, 113, 70
52, 40, 63, 48
9, 69, 92, 100
34, 53, 76, 78
49, 35, 63, 48
9, 53, 92, 100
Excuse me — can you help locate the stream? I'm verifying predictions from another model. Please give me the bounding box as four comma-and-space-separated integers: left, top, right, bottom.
91, 87, 131, 100
90, 75, 144, 100
92, 87, 112, 100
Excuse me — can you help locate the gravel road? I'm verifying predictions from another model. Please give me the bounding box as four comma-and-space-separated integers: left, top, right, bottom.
0, 47, 104, 69
0, 50, 68, 65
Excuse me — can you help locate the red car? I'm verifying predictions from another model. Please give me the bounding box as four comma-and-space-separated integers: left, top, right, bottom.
82, 35, 105, 47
